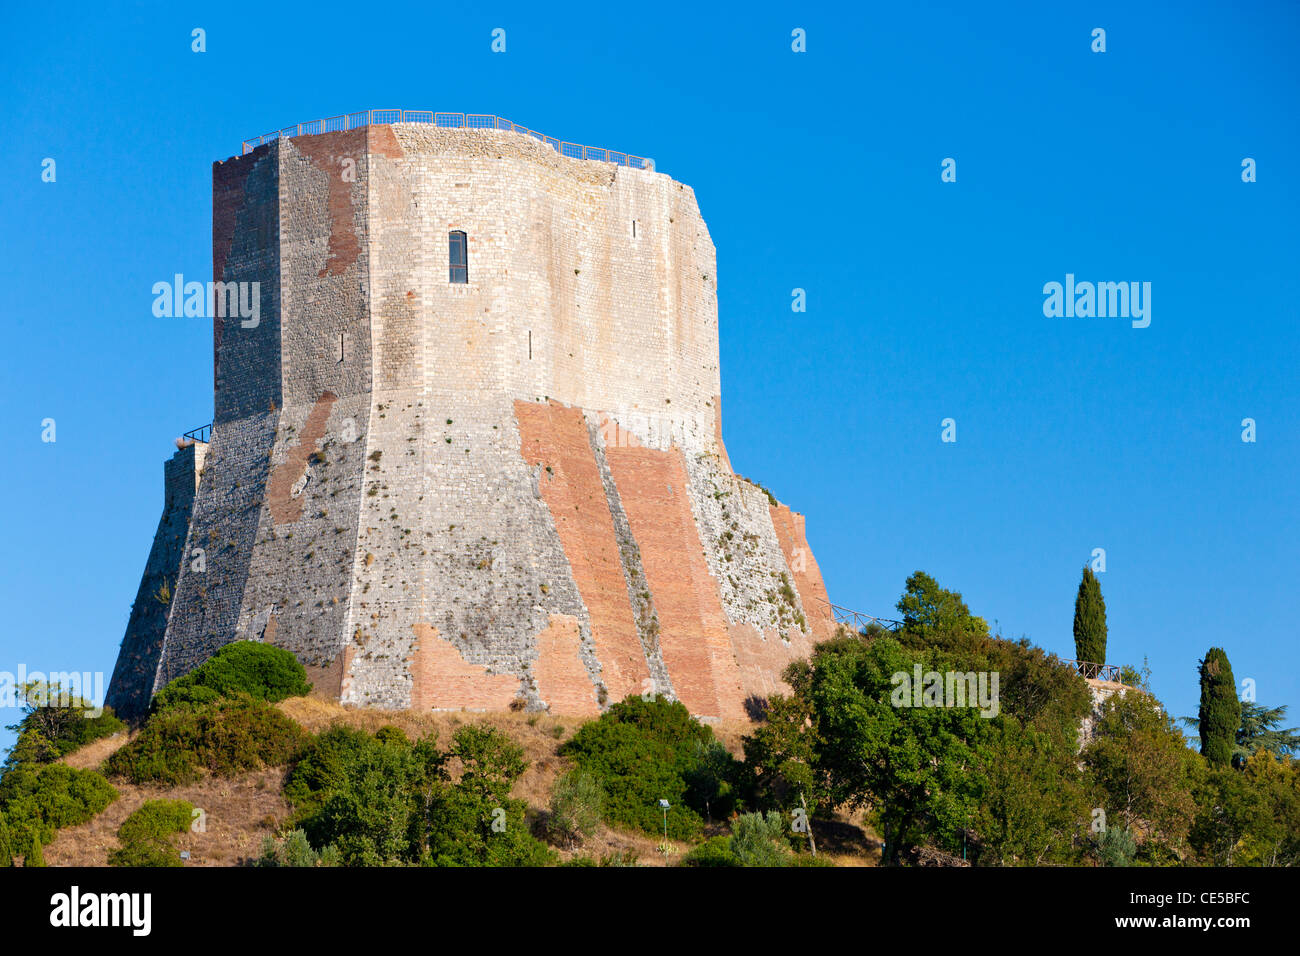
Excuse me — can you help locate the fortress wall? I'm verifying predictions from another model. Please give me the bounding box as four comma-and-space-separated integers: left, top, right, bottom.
583, 414, 676, 701
153, 410, 279, 689
212, 146, 281, 423
232, 131, 375, 679
385, 126, 720, 453
768, 503, 837, 639
277, 129, 373, 406
105, 443, 206, 720
342, 132, 606, 711
683, 452, 807, 634
516, 400, 650, 706
604, 442, 747, 721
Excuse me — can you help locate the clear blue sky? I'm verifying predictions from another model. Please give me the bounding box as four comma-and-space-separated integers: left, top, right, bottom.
2, 1, 1296, 755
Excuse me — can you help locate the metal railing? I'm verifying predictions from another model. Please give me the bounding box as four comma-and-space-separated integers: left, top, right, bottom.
241, 110, 654, 171
1064, 659, 1122, 682
815, 599, 904, 634
182, 424, 212, 444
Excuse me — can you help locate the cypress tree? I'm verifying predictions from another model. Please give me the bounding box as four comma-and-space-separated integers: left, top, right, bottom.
1198, 647, 1239, 767
25, 833, 45, 868
1073, 566, 1108, 665
0, 812, 12, 867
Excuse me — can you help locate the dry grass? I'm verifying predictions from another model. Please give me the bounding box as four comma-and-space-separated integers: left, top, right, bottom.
42, 767, 291, 867
58, 730, 132, 770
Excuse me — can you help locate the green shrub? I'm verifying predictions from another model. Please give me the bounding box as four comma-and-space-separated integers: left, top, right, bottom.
1098, 826, 1138, 867
110, 799, 193, 867
547, 770, 605, 848
374, 725, 409, 747
286, 725, 444, 865
257, 828, 335, 867
0, 763, 117, 848
25, 833, 44, 867
559, 696, 715, 840
682, 835, 739, 867
152, 641, 311, 712
0, 811, 12, 867
424, 726, 556, 868
287, 723, 555, 867
105, 697, 306, 786
730, 811, 791, 867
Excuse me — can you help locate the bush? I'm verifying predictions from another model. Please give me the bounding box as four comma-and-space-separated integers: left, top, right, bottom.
110, 800, 193, 867
25, 833, 44, 867
374, 725, 409, 747
730, 811, 791, 867
548, 770, 605, 848
105, 697, 307, 786
424, 726, 555, 867
0, 811, 11, 867
682, 835, 739, 867
1098, 826, 1137, 867
287, 723, 555, 867
559, 696, 716, 840
0, 763, 118, 848
257, 829, 336, 867
152, 641, 311, 712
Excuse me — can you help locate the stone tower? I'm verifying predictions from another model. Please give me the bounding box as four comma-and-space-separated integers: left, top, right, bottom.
106, 121, 836, 722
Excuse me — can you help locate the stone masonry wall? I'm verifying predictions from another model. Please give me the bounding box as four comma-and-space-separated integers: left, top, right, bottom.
105, 442, 206, 720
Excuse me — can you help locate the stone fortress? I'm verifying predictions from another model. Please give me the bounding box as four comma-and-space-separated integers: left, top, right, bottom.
106, 117, 838, 723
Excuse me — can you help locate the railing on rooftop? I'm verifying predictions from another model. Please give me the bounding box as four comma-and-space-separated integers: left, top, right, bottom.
182, 424, 212, 444
816, 599, 904, 634
241, 111, 654, 171
1064, 659, 1122, 682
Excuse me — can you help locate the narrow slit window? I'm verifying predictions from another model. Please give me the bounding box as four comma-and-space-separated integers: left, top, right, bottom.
632, 219, 638, 238
339, 332, 345, 363
449, 230, 468, 283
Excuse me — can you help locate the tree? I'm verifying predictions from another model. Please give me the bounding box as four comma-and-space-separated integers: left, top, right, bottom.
802, 634, 994, 865
1072, 566, 1108, 665
559, 695, 714, 840
1182, 701, 1300, 767
0, 811, 12, 867
972, 719, 1089, 865
425, 725, 554, 867
684, 739, 737, 822
25, 833, 45, 867
1237, 753, 1300, 866
1083, 688, 1200, 861
1236, 702, 1300, 764
1197, 648, 1239, 767
740, 685, 825, 816
895, 571, 990, 659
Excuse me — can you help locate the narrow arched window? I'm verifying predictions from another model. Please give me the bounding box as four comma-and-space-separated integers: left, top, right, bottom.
449, 231, 468, 283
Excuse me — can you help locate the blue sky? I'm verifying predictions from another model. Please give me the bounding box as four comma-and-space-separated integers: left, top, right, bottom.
1, 0, 1296, 754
